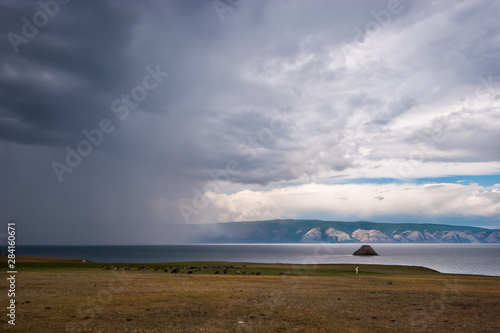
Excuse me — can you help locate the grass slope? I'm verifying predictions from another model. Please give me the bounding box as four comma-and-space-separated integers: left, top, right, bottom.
196, 219, 499, 243
3, 260, 500, 332
15, 261, 440, 276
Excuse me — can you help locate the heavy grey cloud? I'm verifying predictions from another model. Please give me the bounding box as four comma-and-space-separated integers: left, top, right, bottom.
1, 0, 499, 244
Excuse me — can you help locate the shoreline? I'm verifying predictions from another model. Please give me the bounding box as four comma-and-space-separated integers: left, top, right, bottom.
4, 255, 500, 277
0, 255, 475, 277
5, 258, 500, 332
0, 255, 91, 263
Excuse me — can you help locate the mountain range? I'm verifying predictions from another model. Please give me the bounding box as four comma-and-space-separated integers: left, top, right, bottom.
189, 219, 500, 243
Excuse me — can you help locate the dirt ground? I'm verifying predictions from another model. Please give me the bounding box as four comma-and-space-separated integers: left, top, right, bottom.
1, 262, 499, 333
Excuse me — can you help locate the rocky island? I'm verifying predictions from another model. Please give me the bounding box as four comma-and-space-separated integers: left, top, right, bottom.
353, 245, 378, 255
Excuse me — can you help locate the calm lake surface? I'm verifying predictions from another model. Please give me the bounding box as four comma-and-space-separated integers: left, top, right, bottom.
17, 243, 500, 277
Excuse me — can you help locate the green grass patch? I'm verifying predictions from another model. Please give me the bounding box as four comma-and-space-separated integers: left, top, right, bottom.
14, 261, 441, 276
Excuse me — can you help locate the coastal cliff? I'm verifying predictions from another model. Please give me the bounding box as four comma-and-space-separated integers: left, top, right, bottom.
192, 219, 500, 243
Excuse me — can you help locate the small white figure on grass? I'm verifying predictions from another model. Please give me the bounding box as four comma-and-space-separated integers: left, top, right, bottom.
355, 267, 359, 274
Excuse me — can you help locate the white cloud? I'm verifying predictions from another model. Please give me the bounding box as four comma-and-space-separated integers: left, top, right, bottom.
2, 0, 500, 244
201, 182, 500, 223
218, 0, 500, 184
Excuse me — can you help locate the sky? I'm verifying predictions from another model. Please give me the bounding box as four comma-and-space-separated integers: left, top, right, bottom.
1, 0, 499, 245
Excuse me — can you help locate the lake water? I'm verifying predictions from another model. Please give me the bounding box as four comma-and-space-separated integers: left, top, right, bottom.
16, 243, 500, 277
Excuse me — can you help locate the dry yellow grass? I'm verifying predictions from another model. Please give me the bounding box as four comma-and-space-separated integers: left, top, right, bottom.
1, 264, 499, 332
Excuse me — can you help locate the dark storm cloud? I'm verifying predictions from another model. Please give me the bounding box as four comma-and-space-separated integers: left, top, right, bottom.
0, 1, 144, 146
1, 0, 499, 243
0, 0, 214, 243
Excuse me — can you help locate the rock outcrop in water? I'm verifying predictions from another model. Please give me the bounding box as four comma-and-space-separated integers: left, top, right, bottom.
353, 245, 378, 256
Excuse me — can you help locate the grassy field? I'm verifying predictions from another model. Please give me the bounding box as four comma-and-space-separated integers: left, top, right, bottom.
1, 257, 499, 332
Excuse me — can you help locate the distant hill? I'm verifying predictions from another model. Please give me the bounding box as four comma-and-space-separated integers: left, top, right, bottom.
188, 219, 500, 243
